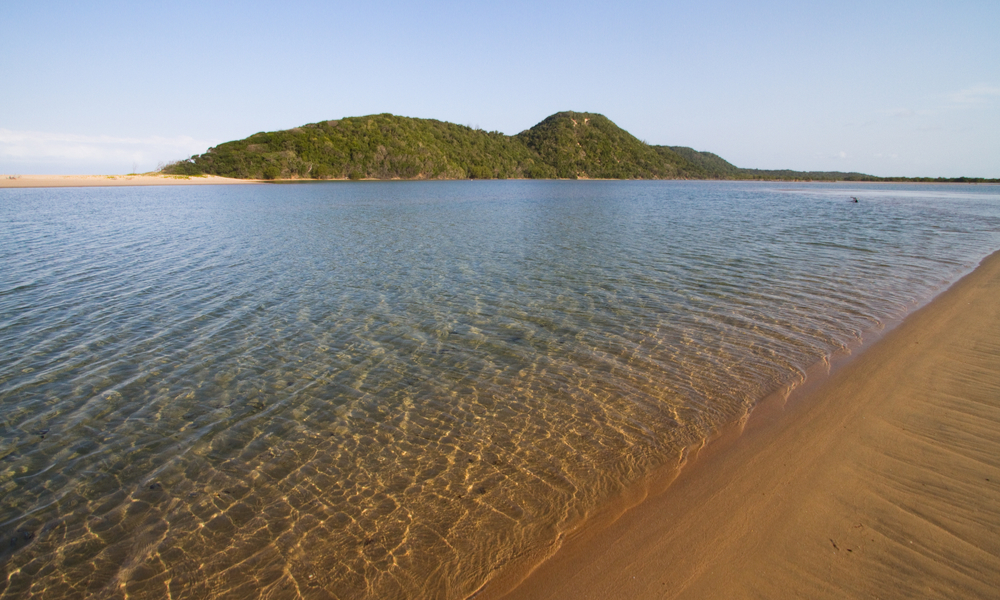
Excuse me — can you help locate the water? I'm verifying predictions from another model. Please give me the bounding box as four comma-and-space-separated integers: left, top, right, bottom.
1, 181, 998, 599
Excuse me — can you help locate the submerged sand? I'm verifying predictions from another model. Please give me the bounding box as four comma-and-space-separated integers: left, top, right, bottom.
484, 251, 1000, 599
0, 174, 258, 188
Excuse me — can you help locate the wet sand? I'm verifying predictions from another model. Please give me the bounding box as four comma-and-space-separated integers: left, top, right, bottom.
483, 250, 1000, 599
0, 174, 258, 188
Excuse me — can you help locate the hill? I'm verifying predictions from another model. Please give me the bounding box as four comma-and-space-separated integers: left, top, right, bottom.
655, 146, 744, 178
164, 111, 727, 180
163, 114, 554, 180
516, 113, 682, 179
165, 111, 691, 180
163, 112, 998, 182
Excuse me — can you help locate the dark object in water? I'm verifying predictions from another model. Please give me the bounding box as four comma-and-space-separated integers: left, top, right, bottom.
5, 530, 34, 552
850, 197, 859, 203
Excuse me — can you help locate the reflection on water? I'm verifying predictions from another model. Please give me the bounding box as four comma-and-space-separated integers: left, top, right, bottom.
1, 181, 998, 598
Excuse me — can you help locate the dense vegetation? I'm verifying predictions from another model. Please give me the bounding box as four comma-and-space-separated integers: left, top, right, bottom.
163, 112, 999, 182
517, 113, 681, 179
164, 114, 555, 180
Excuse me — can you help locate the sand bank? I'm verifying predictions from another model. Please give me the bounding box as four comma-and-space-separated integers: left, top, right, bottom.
483, 251, 1000, 599
0, 174, 258, 188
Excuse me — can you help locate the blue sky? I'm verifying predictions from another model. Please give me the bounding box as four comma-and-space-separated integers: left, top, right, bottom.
2, 0, 997, 177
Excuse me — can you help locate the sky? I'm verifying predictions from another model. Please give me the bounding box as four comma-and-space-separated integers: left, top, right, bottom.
2, 0, 998, 177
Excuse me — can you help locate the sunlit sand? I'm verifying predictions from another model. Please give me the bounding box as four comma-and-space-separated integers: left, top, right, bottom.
0, 174, 258, 188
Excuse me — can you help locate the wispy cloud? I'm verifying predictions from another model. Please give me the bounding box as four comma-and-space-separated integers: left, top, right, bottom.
947, 85, 1000, 105
0, 129, 215, 172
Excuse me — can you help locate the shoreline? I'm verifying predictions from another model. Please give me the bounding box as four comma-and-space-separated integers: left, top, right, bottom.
479, 250, 1000, 599
3, 175, 996, 189
0, 174, 260, 188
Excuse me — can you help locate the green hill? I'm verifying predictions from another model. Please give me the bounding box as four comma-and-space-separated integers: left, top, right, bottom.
164, 111, 708, 180
516, 112, 681, 179
656, 146, 744, 178
162, 112, 997, 182
164, 114, 554, 180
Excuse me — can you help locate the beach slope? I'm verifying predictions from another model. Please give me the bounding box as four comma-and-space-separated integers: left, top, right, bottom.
0, 174, 258, 188
488, 251, 1000, 599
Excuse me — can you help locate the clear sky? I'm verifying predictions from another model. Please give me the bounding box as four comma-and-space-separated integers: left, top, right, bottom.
2, 0, 998, 177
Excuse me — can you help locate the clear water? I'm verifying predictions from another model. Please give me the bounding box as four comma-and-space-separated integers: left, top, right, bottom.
1, 181, 998, 599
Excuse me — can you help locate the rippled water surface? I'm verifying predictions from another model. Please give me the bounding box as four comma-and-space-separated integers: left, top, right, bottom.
2, 181, 999, 599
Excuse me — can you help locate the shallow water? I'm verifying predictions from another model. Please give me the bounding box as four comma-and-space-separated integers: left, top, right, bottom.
1, 181, 998, 599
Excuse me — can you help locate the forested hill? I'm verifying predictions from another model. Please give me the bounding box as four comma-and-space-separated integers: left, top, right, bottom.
162, 112, 991, 182
165, 111, 699, 180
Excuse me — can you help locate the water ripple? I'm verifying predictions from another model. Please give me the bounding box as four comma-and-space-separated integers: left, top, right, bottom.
1, 181, 999, 599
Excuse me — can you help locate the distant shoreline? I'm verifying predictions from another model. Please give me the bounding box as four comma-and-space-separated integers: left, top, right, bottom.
260, 178, 1000, 185
2, 175, 997, 189
0, 174, 260, 189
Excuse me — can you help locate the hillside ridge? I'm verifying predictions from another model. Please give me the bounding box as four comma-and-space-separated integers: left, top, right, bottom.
163, 112, 996, 182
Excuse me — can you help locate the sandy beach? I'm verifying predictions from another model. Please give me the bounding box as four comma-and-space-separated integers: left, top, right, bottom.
483, 250, 1000, 599
0, 174, 258, 188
